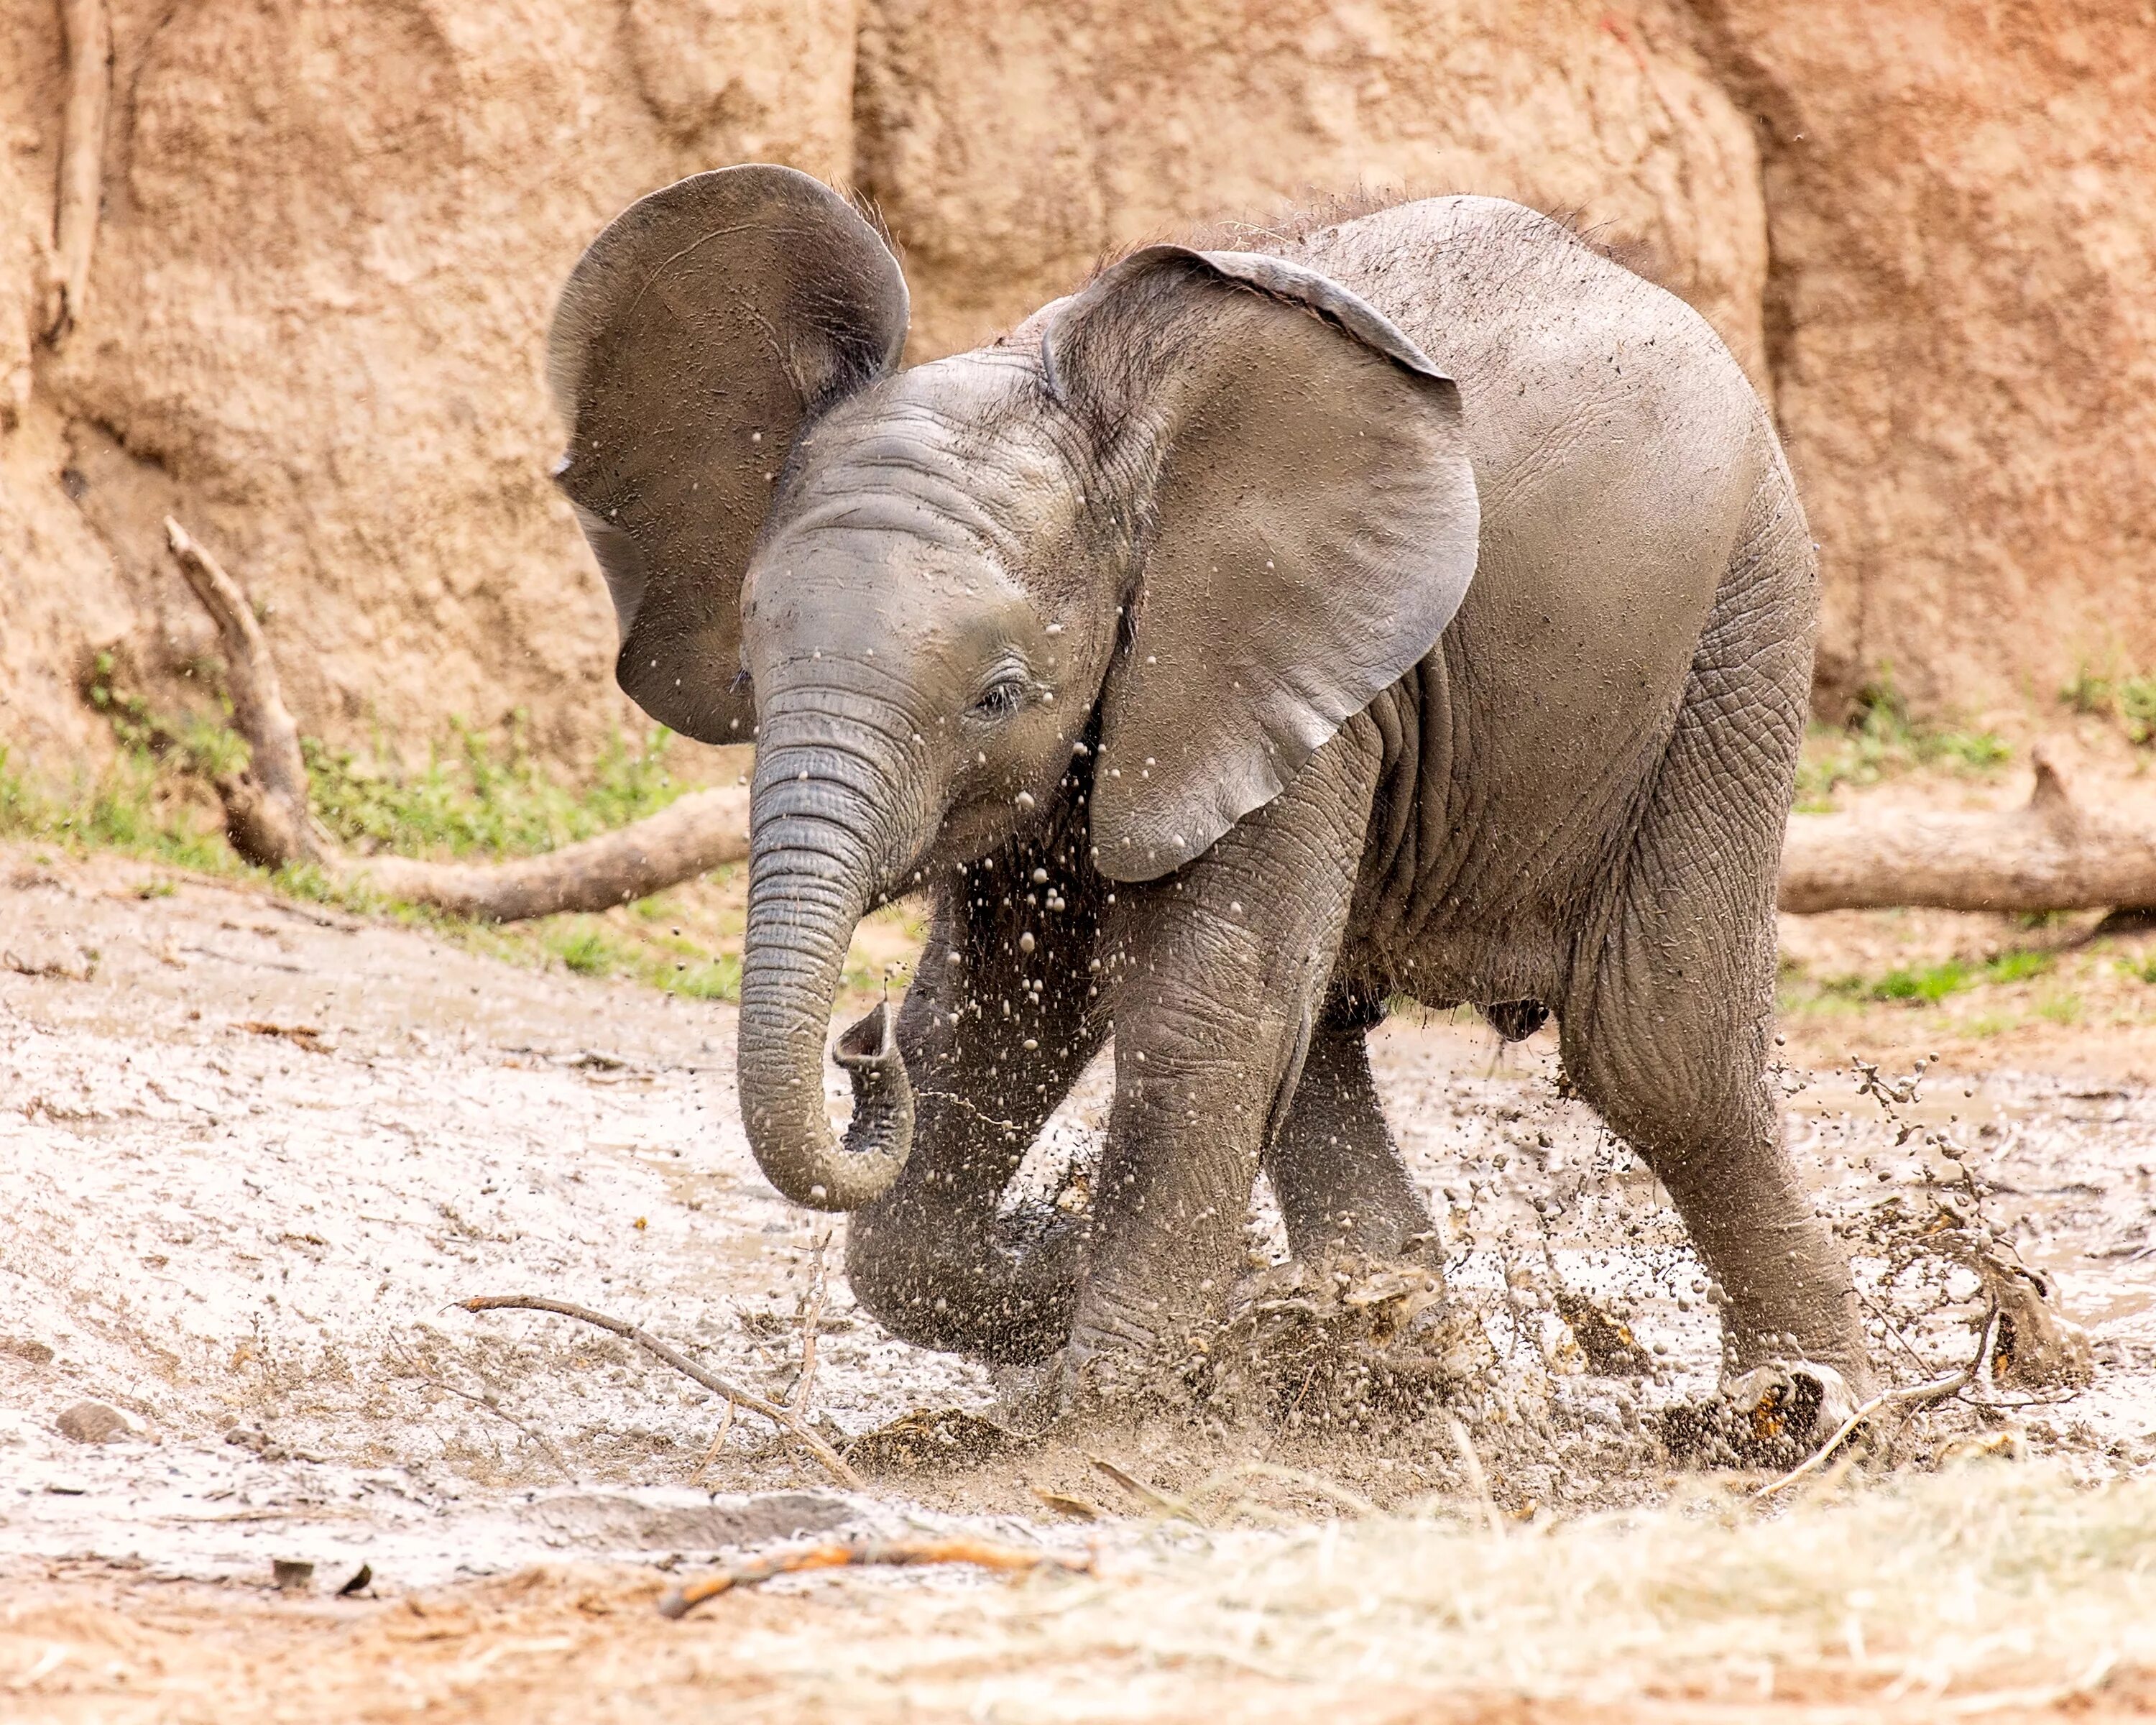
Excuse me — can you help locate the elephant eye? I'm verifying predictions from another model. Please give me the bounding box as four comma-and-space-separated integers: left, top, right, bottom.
969, 674, 1027, 721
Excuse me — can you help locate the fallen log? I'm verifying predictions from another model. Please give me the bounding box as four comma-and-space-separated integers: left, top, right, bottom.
1777, 747, 2156, 915
165, 516, 748, 919
169, 515, 2155, 924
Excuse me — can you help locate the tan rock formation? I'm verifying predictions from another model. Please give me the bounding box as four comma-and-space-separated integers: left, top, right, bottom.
1, 0, 854, 780
3, 0, 2152, 789
1697, 0, 2156, 715
857, 0, 1772, 382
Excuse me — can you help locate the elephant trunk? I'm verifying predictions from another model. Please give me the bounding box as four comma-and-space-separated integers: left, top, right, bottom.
736, 726, 916, 1212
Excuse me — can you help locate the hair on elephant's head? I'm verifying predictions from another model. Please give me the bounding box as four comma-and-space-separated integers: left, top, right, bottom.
548, 165, 1479, 1213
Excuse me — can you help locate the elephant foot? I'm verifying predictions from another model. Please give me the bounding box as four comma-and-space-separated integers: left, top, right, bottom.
1657, 1358, 1864, 1468
1056, 1254, 1495, 1430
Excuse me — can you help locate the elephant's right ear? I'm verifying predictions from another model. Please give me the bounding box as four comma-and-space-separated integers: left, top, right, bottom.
547, 165, 908, 743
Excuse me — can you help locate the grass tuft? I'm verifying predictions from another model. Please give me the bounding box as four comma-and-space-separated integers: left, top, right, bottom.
2064, 663, 2156, 745
1795, 679, 2010, 811
304, 714, 683, 857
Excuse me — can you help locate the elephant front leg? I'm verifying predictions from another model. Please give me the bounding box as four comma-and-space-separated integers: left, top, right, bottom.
1066, 724, 1381, 1393
1263, 991, 1443, 1269
844, 833, 1107, 1363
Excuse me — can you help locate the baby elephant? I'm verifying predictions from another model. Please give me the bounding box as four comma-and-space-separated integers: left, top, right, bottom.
547, 165, 1869, 1407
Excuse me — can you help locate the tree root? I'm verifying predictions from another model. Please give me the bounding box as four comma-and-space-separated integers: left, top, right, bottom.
45, 0, 111, 345
165, 517, 747, 919
656, 1537, 1092, 1620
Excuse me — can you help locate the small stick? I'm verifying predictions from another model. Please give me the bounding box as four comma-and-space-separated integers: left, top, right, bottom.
1447, 1415, 1507, 1537
1754, 1305, 2002, 1502
1089, 1454, 1200, 1524
792, 1230, 831, 1414
686, 1399, 737, 1486
461, 1295, 861, 1490
656, 1537, 1092, 1620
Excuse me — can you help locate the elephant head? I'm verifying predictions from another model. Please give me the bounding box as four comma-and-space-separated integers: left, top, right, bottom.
548, 165, 1479, 1213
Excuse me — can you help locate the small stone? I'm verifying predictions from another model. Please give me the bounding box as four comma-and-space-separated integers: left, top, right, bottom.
272, 1558, 315, 1593
56, 1402, 129, 1445
2, 1335, 55, 1366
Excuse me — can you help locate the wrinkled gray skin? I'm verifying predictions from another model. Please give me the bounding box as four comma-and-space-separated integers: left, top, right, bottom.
548, 165, 1870, 1404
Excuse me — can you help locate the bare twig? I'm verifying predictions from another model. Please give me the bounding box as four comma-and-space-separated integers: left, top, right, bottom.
387, 1337, 576, 1482
1447, 1415, 1507, 1537
162, 517, 749, 916
1089, 1454, 1200, 1524
686, 1398, 737, 1486
792, 1230, 832, 1414
657, 1537, 1092, 1619
460, 1294, 861, 1490
1754, 1305, 2003, 1502
45, 0, 111, 345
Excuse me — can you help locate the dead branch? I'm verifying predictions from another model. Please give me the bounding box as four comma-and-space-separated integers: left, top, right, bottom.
164, 517, 748, 917
44, 0, 111, 344
169, 513, 2156, 922
656, 1537, 1092, 1620
459, 1294, 860, 1490
1779, 746, 2156, 914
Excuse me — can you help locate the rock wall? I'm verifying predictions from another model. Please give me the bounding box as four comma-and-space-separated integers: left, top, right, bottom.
1700, 0, 2156, 716
854, 0, 1769, 378
1, 0, 858, 778
1, 0, 2151, 782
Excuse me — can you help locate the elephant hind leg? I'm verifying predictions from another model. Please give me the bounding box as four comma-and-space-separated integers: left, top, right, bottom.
1263, 991, 1442, 1267
1559, 488, 1869, 1397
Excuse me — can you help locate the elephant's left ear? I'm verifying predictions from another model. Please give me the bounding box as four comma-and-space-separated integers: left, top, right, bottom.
1044, 247, 1478, 881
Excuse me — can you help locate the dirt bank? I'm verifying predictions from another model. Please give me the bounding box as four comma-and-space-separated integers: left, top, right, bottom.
7, 1, 2154, 778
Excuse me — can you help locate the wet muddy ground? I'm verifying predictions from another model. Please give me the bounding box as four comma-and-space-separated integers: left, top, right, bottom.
4, 841, 2154, 1719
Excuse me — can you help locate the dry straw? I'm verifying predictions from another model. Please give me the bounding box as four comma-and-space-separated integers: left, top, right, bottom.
772, 1464, 2152, 1715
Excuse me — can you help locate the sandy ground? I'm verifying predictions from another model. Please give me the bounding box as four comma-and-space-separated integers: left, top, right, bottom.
4, 840, 2155, 1720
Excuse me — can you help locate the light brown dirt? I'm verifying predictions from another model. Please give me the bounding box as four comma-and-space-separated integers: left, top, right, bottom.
4, 837, 2154, 1717
852, 0, 1770, 375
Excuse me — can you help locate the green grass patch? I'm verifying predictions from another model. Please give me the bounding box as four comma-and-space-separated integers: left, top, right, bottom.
1788, 947, 2058, 1015
5, 684, 757, 1004
2063, 664, 2156, 745
304, 715, 683, 858
1795, 679, 2011, 811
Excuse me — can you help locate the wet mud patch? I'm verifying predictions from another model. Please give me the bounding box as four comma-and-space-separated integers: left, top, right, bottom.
5, 844, 2156, 1717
